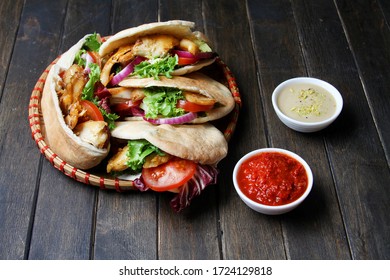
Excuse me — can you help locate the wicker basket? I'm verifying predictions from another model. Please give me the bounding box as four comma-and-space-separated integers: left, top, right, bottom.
28, 56, 241, 192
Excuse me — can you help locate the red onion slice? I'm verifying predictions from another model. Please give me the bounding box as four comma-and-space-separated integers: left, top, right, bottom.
109, 56, 145, 86
143, 112, 197, 125
172, 50, 196, 58
94, 83, 111, 99
172, 50, 215, 60
83, 52, 94, 74
130, 106, 145, 117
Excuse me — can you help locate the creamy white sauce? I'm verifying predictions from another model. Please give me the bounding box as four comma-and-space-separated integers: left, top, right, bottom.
277, 84, 337, 123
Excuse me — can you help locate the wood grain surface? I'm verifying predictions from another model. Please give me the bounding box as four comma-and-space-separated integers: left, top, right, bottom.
0, 0, 388, 260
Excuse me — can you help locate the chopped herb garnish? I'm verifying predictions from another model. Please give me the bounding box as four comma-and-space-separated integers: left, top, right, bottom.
290, 88, 325, 116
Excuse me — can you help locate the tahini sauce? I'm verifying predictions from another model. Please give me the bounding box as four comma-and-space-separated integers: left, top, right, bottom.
277, 84, 336, 123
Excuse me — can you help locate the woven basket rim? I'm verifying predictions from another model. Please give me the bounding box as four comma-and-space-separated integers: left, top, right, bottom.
28, 56, 241, 191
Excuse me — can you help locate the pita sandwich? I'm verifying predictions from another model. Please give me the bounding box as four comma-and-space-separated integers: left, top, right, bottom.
41, 34, 110, 170
106, 120, 227, 211
107, 71, 234, 124
98, 20, 217, 86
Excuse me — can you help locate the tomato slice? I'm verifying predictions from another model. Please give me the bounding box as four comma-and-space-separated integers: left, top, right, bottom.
80, 100, 104, 121
177, 56, 199, 66
111, 100, 142, 117
142, 158, 197, 192
177, 100, 214, 113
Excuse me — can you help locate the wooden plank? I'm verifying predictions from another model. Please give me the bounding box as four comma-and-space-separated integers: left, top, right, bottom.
93, 0, 159, 260
110, 0, 158, 33
379, 0, 390, 23
156, 0, 222, 260
94, 191, 158, 260
335, 0, 390, 164
159, 0, 204, 24
60, 0, 113, 52
28, 168, 97, 259
292, 0, 390, 259
247, 0, 350, 259
202, 0, 286, 259
0, 0, 23, 98
27, 0, 111, 259
0, 0, 66, 260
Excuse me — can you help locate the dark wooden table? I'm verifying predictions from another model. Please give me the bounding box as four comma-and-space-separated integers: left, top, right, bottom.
0, 0, 389, 260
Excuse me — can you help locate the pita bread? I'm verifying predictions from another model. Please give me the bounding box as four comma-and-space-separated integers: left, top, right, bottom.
111, 121, 228, 165
119, 72, 235, 123
99, 20, 215, 75
41, 35, 109, 170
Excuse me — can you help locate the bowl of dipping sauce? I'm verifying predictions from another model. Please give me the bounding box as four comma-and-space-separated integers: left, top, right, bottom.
232, 148, 313, 215
272, 77, 343, 132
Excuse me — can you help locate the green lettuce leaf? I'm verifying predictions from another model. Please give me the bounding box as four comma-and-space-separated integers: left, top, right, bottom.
80, 63, 119, 129
74, 33, 101, 66
81, 63, 100, 101
84, 33, 101, 52
99, 109, 119, 130
132, 55, 178, 80
142, 87, 185, 119
126, 140, 165, 172
74, 49, 87, 67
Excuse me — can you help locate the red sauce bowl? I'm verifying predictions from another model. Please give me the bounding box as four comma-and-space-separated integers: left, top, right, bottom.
232, 148, 313, 215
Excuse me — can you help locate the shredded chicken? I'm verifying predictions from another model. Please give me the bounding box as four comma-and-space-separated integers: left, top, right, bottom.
132, 34, 179, 58
73, 120, 108, 149
57, 64, 88, 127
107, 145, 129, 173
100, 44, 134, 86
64, 101, 86, 130
143, 153, 172, 168
108, 87, 145, 105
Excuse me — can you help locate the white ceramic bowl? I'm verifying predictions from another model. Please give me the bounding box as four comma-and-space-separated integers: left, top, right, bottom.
232, 148, 313, 215
272, 77, 343, 132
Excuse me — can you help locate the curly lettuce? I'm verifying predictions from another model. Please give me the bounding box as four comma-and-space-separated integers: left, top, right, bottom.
132, 55, 178, 80
141, 87, 185, 119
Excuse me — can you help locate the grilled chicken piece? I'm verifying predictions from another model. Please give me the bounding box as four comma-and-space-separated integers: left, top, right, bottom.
100, 44, 134, 86
59, 87, 73, 115
58, 64, 87, 115
132, 34, 179, 58
71, 72, 88, 101
73, 120, 109, 149
108, 87, 145, 105
179, 39, 199, 55
62, 64, 84, 84
106, 145, 129, 173
183, 91, 216, 106
64, 101, 86, 129
143, 153, 172, 168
